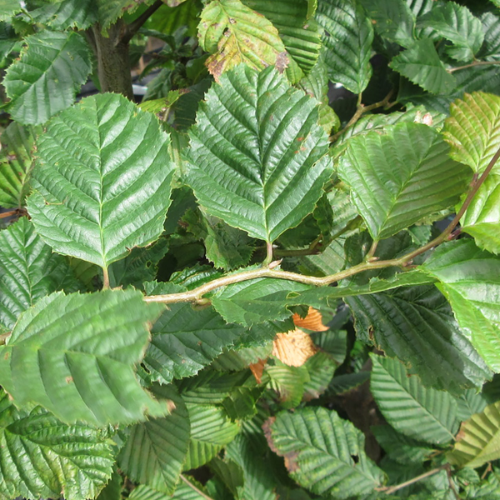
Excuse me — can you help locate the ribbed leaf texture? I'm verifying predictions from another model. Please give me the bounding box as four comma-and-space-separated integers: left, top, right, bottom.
390, 39, 456, 95
28, 0, 97, 30
359, 0, 414, 47
444, 92, 500, 173
422, 240, 500, 372
315, 0, 373, 94
264, 407, 384, 498
448, 401, 500, 469
0, 218, 79, 329
444, 92, 500, 253
417, 3, 483, 62
129, 482, 208, 500
96, 0, 156, 29
370, 354, 459, 445
187, 65, 331, 244
346, 285, 490, 395
4, 31, 92, 125
27, 93, 174, 270
144, 282, 247, 384
198, 0, 287, 80
0, 290, 169, 426
0, 122, 38, 208
0, 395, 114, 500
242, 0, 322, 78
183, 403, 240, 470
118, 386, 190, 494
338, 122, 471, 241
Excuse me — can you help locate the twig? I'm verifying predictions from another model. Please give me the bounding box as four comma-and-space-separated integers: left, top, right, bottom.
144, 146, 500, 305
448, 60, 500, 73
379, 465, 447, 495
122, 0, 164, 43
445, 463, 460, 500
330, 89, 394, 143
0, 208, 27, 219
179, 474, 214, 500
263, 241, 274, 266
102, 267, 110, 290
366, 240, 378, 261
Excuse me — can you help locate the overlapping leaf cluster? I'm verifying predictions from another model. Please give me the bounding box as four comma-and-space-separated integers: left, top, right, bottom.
0, 0, 500, 499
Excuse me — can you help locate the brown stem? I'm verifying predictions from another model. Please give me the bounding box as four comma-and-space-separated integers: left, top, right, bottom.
122, 0, 164, 44
179, 475, 214, 500
0, 208, 27, 219
330, 89, 394, 143
448, 60, 500, 73
378, 465, 448, 495
144, 146, 500, 305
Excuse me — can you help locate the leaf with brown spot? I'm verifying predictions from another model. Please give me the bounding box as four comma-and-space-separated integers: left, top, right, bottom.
249, 358, 267, 384
198, 0, 287, 81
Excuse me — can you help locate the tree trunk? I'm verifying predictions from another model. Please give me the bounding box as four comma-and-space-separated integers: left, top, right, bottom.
86, 20, 134, 100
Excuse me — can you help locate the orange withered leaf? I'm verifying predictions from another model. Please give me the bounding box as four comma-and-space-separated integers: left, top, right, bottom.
272, 328, 318, 367
292, 307, 329, 332
249, 358, 267, 384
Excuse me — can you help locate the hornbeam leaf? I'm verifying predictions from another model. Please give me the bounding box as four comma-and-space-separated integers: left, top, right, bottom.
416, 3, 483, 62
370, 354, 459, 445
0, 218, 80, 330
0, 0, 22, 21
444, 92, 500, 173
0, 397, 115, 500
448, 401, 500, 469
338, 122, 471, 241
390, 39, 457, 95
28, 0, 97, 30
346, 285, 491, 394
144, 282, 247, 384
118, 386, 190, 494
96, 0, 156, 29
198, 0, 288, 80
27, 93, 174, 271
422, 239, 500, 372
264, 407, 384, 498
129, 482, 208, 500
477, 12, 500, 61
186, 65, 332, 244
0, 122, 39, 208
242, 0, 322, 76
315, 0, 374, 94
0, 290, 169, 426
4, 31, 92, 125
183, 404, 240, 470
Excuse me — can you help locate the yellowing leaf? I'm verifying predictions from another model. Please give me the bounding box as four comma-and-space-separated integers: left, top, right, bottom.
198, 0, 288, 81
292, 307, 329, 332
272, 328, 318, 367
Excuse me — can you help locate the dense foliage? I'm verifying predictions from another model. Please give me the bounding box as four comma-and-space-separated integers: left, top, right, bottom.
1, 0, 500, 498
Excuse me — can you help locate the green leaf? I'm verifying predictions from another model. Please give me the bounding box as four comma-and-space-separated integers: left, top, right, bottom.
416, 3, 483, 62
144, 282, 247, 384
346, 285, 490, 394
0, 289, 169, 426
242, 0, 322, 76
444, 92, 500, 174
147, 0, 203, 38
187, 65, 331, 244
28, 0, 98, 30
327, 372, 370, 395
312, 329, 347, 364
118, 386, 190, 494
266, 360, 308, 408
27, 93, 174, 271
303, 351, 336, 400
371, 425, 434, 465
4, 31, 92, 125
315, 0, 374, 94
184, 209, 254, 271
0, 218, 80, 330
96, 471, 122, 500
97, 0, 155, 29
390, 39, 457, 94
457, 389, 488, 422
108, 239, 169, 289
130, 481, 208, 500
265, 407, 384, 498
338, 122, 471, 240
184, 403, 240, 470
198, 0, 287, 80
0, 0, 22, 21
359, 0, 415, 47
210, 457, 244, 497
226, 434, 278, 500
477, 12, 500, 61
422, 239, 500, 372
0, 122, 38, 208
370, 354, 459, 444
0, 399, 114, 500
448, 401, 500, 469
